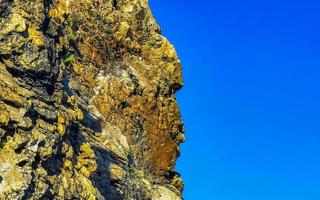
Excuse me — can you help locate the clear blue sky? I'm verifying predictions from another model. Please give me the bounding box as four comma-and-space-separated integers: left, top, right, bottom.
150, 0, 320, 200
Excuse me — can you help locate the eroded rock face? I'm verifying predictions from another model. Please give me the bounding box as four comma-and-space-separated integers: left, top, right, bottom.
0, 0, 184, 199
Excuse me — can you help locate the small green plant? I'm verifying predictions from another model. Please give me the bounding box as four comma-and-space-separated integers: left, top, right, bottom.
68, 18, 77, 29
67, 33, 77, 42
64, 53, 75, 63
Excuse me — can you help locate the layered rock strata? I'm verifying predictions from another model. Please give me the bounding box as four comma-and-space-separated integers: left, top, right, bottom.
0, 0, 184, 199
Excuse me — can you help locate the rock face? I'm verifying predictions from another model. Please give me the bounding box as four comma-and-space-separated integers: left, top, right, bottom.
0, 0, 184, 199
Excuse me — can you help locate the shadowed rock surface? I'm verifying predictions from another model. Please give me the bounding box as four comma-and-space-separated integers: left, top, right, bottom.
0, 0, 184, 199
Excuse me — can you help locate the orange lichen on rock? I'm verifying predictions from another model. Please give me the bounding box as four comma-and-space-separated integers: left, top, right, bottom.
49, 0, 69, 21
79, 42, 104, 66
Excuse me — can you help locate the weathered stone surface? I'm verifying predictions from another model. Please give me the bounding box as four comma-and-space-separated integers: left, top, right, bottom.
0, 0, 184, 199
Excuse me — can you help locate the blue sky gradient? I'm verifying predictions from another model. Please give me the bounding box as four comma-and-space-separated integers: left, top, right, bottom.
150, 1, 320, 199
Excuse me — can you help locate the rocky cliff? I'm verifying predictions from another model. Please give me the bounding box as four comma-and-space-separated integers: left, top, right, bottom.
0, 0, 184, 199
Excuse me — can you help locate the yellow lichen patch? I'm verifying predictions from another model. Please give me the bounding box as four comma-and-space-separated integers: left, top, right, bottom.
58, 185, 65, 197
76, 143, 97, 177
80, 143, 95, 159
0, 106, 9, 126
60, 151, 77, 197
32, 128, 46, 142
49, 0, 69, 21
18, 117, 33, 129
70, 61, 98, 89
115, 21, 130, 41
74, 172, 97, 200
71, 61, 84, 75
171, 175, 184, 192
0, 87, 28, 108
65, 108, 83, 121
57, 112, 67, 136
0, 12, 26, 35
79, 167, 91, 177
0, 148, 27, 195
176, 133, 185, 143
57, 123, 66, 136
109, 163, 124, 181
39, 146, 53, 158
67, 95, 79, 107
64, 160, 73, 170
65, 96, 84, 121
75, 108, 84, 121
62, 142, 74, 159
58, 116, 65, 124
12, 13, 26, 32
59, 173, 76, 197
14, 135, 26, 146
36, 119, 56, 132
0, 63, 35, 99
28, 26, 44, 46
